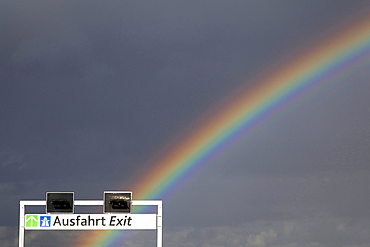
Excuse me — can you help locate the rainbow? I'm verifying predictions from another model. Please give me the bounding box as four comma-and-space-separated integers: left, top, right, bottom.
75, 12, 370, 246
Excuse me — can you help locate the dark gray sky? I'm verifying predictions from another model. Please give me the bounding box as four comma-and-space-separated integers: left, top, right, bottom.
1, 1, 370, 246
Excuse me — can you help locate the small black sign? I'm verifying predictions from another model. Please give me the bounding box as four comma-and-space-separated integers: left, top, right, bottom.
46, 192, 74, 213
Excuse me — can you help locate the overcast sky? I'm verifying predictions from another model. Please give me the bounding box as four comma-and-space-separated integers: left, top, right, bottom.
1, 1, 370, 246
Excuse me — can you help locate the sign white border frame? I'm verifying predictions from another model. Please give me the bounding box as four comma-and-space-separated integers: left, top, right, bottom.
19, 200, 162, 247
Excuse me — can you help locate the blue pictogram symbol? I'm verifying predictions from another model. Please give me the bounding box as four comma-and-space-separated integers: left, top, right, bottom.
40, 216, 51, 227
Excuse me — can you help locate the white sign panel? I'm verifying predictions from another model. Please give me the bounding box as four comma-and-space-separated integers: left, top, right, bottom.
25, 214, 157, 230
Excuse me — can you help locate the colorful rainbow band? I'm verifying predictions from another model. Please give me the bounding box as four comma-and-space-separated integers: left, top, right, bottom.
76, 13, 370, 247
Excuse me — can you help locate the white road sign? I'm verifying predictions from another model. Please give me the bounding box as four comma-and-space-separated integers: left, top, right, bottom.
25, 214, 157, 230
